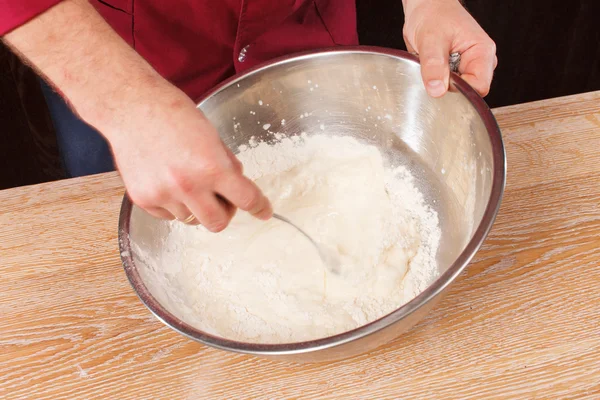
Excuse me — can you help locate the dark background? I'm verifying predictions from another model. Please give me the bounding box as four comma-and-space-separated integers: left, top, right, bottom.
1, 0, 599, 190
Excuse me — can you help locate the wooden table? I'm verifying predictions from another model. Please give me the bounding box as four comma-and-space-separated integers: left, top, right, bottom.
2, 92, 599, 399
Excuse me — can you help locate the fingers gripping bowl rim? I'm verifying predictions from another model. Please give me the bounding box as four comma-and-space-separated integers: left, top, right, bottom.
119, 46, 506, 362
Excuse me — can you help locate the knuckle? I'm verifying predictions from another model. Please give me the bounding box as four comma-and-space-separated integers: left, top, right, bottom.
175, 174, 195, 195
483, 39, 497, 55
199, 160, 223, 181
474, 81, 491, 96
166, 168, 196, 194
167, 161, 225, 195
240, 192, 261, 212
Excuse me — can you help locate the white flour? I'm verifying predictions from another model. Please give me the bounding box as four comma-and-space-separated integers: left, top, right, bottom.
151, 135, 440, 344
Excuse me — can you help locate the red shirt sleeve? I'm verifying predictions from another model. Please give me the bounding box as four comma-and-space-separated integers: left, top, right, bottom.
0, 0, 64, 36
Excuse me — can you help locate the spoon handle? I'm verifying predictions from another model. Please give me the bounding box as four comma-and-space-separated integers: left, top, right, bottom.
272, 213, 341, 274
272, 213, 318, 248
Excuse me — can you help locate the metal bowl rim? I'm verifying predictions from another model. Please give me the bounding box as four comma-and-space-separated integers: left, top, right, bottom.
118, 46, 506, 356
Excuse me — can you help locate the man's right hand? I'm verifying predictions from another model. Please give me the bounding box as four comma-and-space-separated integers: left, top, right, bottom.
108, 86, 272, 232
3, 0, 271, 232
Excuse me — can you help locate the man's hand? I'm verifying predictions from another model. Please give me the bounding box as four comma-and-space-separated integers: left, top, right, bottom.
402, 0, 497, 97
3, 0, 271, 231
108, 84, 272, 232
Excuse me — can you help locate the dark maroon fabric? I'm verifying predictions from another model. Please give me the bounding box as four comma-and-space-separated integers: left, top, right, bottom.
97, 0, 359, 100
1, 0, 358, 100
0, 0, 63, 35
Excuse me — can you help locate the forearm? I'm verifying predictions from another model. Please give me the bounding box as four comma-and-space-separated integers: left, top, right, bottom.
3, 0, 270, 229
2, 0, 174, 141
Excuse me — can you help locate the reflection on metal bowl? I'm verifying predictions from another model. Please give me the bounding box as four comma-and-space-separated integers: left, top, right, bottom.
119, 47, 506, 363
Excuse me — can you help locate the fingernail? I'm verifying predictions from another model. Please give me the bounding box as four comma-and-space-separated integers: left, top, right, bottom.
207, 220, 227, 233
250, 197, 272, 220
427, 80, 446, 97
257, 199, 273, 220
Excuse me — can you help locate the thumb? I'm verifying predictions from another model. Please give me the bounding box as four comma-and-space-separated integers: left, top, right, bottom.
417, 32, 451, 98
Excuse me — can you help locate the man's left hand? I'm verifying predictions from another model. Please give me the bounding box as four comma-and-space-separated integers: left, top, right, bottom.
402, 0, 497, 97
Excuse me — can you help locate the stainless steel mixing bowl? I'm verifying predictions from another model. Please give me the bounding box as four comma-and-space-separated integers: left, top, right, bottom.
119, 47, 506, 362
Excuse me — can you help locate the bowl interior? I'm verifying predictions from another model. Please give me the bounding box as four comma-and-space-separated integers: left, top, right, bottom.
125, 49, 498, 345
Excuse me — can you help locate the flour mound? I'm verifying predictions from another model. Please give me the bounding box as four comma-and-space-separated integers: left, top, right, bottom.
155, 134, 440, 343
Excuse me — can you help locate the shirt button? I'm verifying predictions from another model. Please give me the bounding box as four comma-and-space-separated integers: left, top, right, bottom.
238, 45, 250, 62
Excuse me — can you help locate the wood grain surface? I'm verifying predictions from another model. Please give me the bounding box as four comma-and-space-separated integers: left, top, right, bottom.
1, 92, 600, 399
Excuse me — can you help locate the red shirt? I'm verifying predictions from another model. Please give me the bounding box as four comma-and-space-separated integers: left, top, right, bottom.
1, 0, 358, 100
